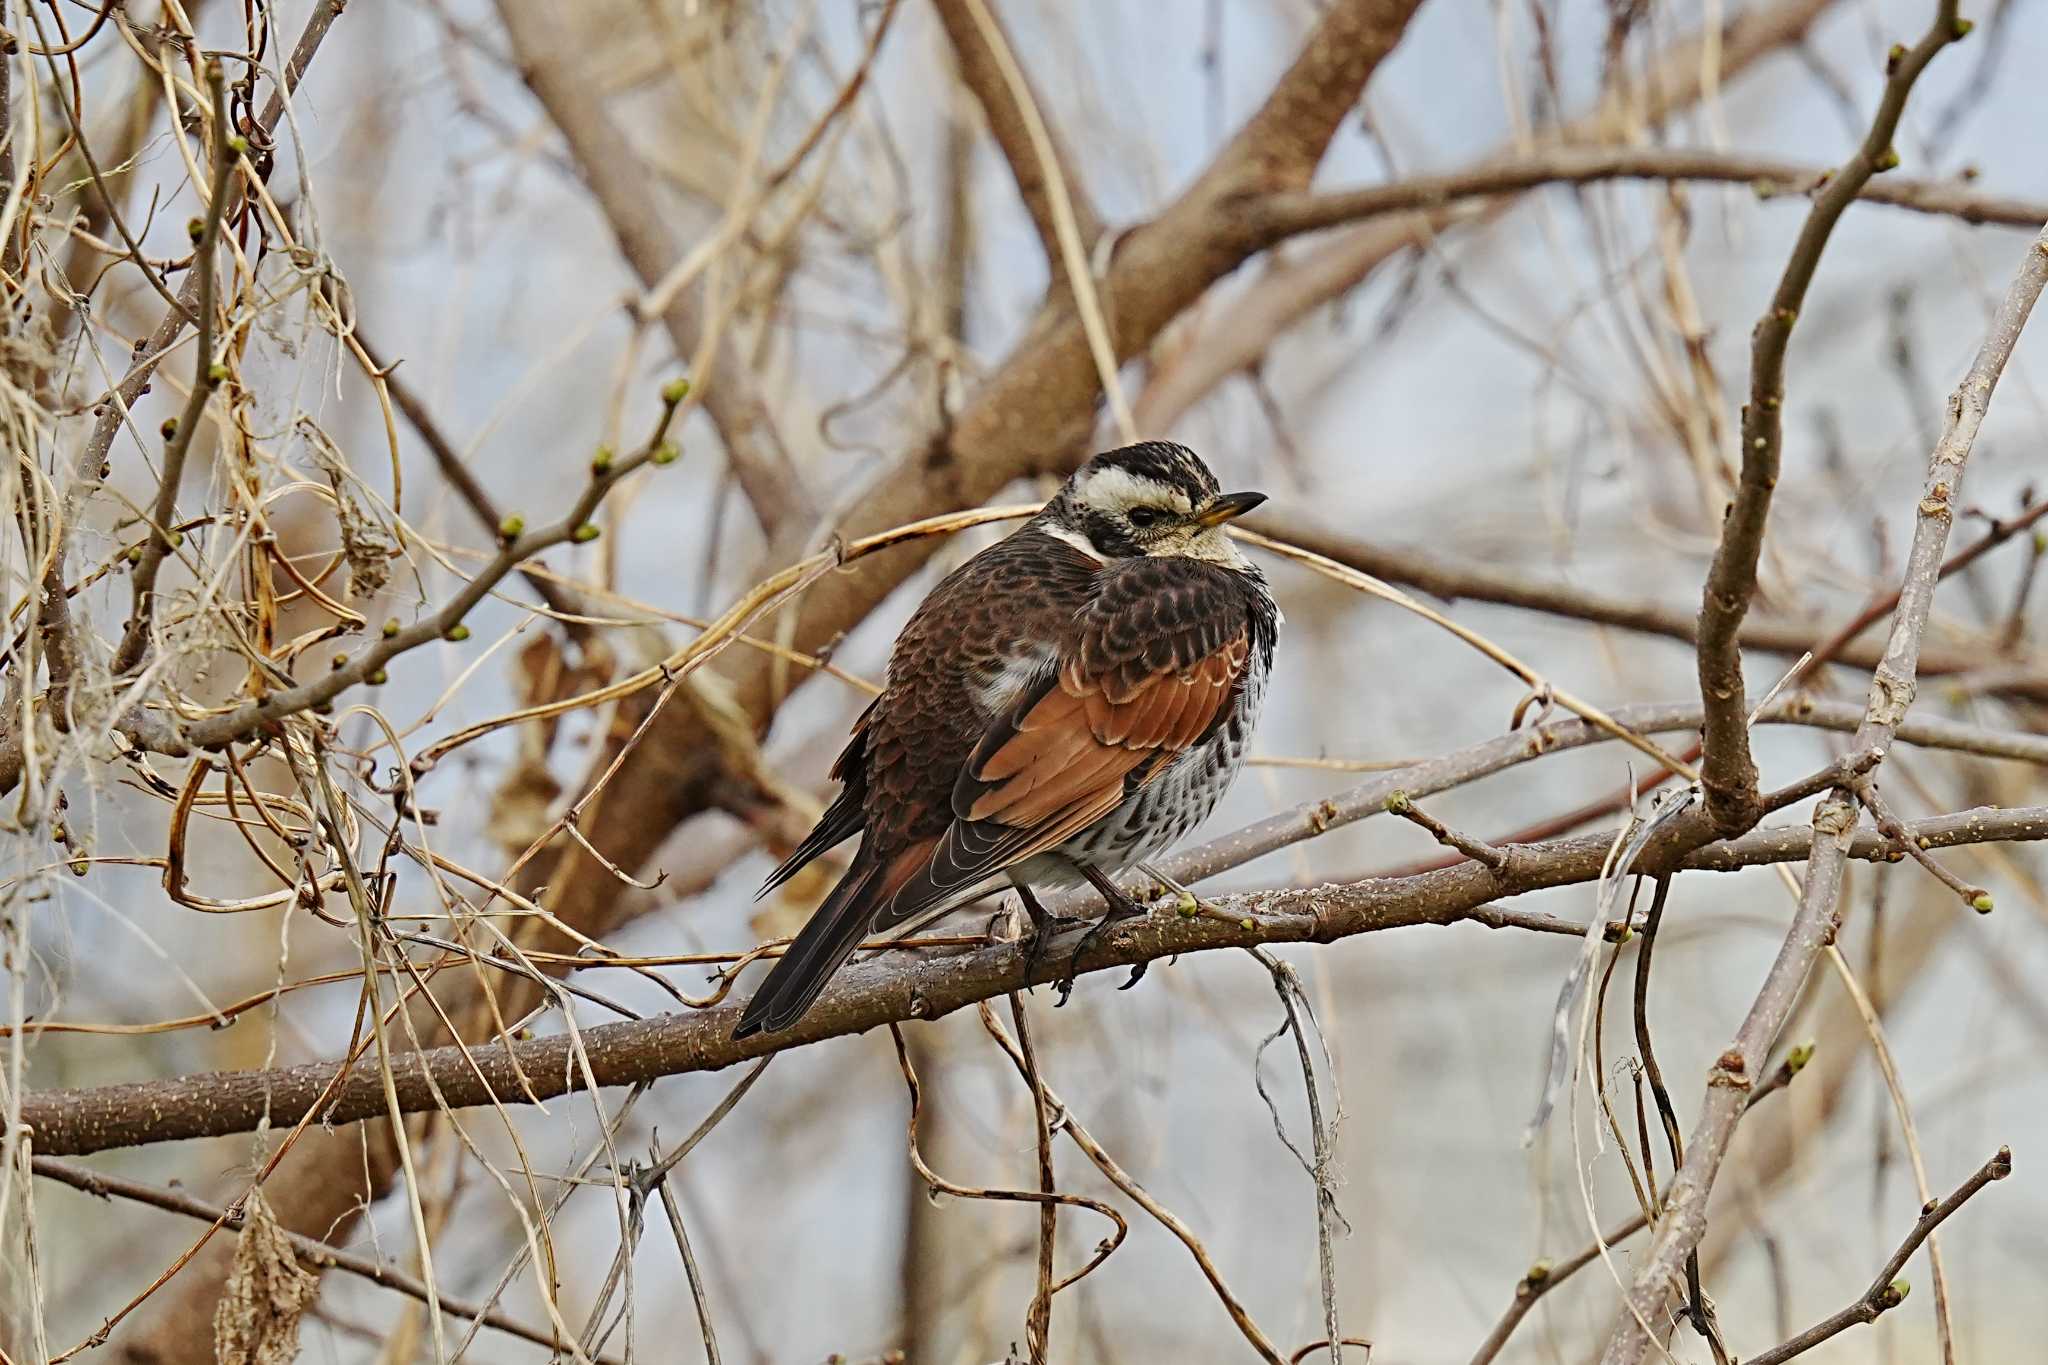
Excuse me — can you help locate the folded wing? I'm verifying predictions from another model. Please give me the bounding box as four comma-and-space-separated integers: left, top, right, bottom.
892, 557, 1253, 919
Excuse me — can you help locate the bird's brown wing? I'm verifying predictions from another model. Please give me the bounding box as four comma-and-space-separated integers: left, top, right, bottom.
882, 556, 1254, 919
733, 548, 1257, 1040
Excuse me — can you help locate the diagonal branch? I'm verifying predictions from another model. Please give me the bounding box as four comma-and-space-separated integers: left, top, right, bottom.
1132, 0, 1841, 434
931, 0, 1102, 264
1743, 1147, 2011, 1365
110, 61, 236, 677
1599, 217, 2048, 1365
1695, 3, 1970, 835
1467, 1048, 1813, 1365
31, 1155, 598, 1357
1271, 498, 2048, 696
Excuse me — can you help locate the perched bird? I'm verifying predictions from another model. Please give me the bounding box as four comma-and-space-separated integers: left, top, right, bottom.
732, 442, 1279, 1040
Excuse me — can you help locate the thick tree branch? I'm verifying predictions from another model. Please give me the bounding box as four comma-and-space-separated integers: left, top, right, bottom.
1160, 694, 2048, 890
1133, 0, 1840, 434
21, 801, 2048, 1158
1696, 3, 1968, 836
1600, 219, 2048, 1365
931, 0, 1102, 263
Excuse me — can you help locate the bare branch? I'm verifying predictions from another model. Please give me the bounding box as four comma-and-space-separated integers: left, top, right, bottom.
22, 800, 2048, 1158
976, 1005, 1288, 1361
1743, 1147, 2012, 1365
109, 61, 235, 676
931, 0, 1102, 262
1696, 3, 1970, 836
147, 387, 689, 753
1257, 507, 2048, 693
1599, 218, 2048, 1365
1246, 146, 2046, 243
1133, 0, 1840, 434
1159, 694, 2048, 891
31, 1154, 601, 1357
1851, 776, 1993, 910
1467, 1048, 1813, 1365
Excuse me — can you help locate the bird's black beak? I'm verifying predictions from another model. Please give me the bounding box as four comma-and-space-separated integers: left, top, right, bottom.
1196, 490, 1268, 527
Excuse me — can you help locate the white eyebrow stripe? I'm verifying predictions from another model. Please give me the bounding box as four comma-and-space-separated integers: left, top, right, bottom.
1076, 465, 1189, 513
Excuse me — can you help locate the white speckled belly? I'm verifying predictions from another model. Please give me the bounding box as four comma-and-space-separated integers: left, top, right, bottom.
1023, 655, 1268, 886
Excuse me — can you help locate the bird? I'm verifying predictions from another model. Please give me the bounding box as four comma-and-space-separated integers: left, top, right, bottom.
732, 441, 1279, 1040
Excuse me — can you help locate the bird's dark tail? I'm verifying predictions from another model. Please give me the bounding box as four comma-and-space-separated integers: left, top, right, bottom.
732, 858, 886, 1040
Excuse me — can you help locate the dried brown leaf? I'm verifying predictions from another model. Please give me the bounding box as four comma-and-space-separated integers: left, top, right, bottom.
213, 1189, 320, 1365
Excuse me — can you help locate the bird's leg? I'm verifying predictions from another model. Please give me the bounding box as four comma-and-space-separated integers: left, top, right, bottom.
1058, 861, 1155, 1004
1014, 880, 1086, 990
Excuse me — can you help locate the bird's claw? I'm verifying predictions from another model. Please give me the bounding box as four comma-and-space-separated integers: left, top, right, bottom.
1021, 912, 1089, 991
1055, 904, 1147, 1006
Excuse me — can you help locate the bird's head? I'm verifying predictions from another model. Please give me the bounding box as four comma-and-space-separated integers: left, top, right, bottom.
1041, 441, 1266, 565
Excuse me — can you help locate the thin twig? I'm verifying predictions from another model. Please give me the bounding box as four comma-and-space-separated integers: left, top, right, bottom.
349, 321, 590, 632
1249, 145, 2047, 241
1385, 789, 1510, 869
1274, 504, 2048, 694
1630, 874, 1732, 1361
930, 0, 1101, 261
1821, 944, 1957, 1364
109, 58, 233, 675
30, 1154, 599, 1357
1010, 993, 1058, 1364
952, 0, 1132, 442
976, 1006, 1286, 1363
1851, 776, 1993, 910
1743, 1148, 2011, 1365
888, 1024, 1128, 1297
1250, 950, 1349, 1362
152, 384, 688, 752
1466, 1045, 1812, 1365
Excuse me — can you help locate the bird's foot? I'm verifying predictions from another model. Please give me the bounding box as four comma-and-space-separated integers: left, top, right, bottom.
1021, 911, 1090, 989
1056, 872, 1156, 1005
1014, 882, 1087, 992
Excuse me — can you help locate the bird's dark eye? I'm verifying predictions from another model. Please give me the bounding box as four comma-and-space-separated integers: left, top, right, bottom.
1127, 506, 1165, 529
